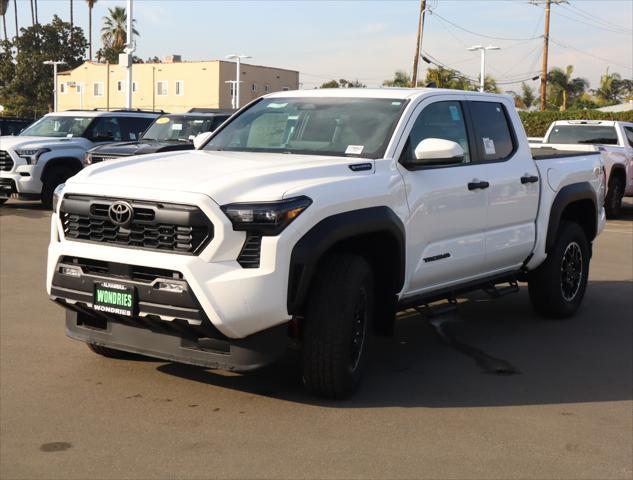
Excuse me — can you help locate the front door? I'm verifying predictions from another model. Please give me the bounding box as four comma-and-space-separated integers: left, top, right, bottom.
397, 96, 489, 295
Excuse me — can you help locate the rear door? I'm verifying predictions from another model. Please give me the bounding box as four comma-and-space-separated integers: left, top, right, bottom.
465, 97, 540, 273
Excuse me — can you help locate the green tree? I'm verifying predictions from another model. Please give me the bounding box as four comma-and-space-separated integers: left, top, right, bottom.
319, 78, 366, 88
383, 70, 411, 87
521, 82, 535, 109
1, 0, 8, 41
0, 16, 87, 117
547, 65, 588, 111
100, 6, 138, 56
483, 75, 499, 94
86, 0, 96, 59
594, 70, 633, 105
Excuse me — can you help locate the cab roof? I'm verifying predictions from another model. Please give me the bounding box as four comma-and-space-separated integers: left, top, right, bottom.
265, 87, 509, 100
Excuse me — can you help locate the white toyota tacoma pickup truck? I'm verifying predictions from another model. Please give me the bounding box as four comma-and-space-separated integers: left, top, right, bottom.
47, 89, 606, 398
0, 110, 158, 208
534, 120, 633, 218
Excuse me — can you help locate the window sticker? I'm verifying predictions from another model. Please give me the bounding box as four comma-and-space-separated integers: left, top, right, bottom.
66, 133, 73, 138
391, 101, 402, 106
129, 133, 136, 139
267, 103, 288, 109
193, 120, 204, 124
156, 117, 170, 124
483, 137, 496, 155
345, 145, 364, 155
172, 123, 183, 131
448, 105, 461, 121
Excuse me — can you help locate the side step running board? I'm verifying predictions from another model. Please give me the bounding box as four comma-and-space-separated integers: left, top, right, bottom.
483, 280, 519, 298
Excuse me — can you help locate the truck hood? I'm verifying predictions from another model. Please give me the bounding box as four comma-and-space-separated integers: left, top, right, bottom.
0, 135, 87, 150
69, 150, 373, 205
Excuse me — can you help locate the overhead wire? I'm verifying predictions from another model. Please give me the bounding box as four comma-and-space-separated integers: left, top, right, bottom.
563, 3, 632, 34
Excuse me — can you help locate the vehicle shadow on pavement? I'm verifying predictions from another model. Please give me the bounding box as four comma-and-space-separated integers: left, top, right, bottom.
0, 201, 48, 219
157, 280, 632, 408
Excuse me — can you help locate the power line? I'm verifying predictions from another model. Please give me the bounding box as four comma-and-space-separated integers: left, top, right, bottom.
565, 3, 632, 34
432, 12, 543, 41
549, 37, 633, 71
555, 7, 633, 35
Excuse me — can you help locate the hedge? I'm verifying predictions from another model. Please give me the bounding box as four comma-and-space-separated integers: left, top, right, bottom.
518, 110, 633, 137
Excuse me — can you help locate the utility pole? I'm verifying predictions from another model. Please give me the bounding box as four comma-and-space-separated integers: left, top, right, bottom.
125, 0, 135, 109
530, 0, 567, 110
411, 0, 427, 88
43, 60, 66, 112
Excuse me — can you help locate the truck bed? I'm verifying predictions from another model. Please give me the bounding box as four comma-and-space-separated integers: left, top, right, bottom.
530, 146, 600, 161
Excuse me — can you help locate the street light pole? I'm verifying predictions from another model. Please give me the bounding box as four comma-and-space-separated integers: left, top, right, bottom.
226, 54, 251, 109
43, 60, 66, 112
125, 0, 135, 109
467, 45, 500, 92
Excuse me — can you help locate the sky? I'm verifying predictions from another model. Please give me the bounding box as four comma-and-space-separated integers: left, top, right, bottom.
8, 0, 633, 91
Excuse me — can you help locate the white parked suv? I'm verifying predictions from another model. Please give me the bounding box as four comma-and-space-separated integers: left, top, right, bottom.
534, 120, 633, 218
47, 89, 606, 398
0, 110, 159, 208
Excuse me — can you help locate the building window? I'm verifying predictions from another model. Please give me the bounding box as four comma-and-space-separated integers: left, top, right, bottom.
251, 83, 257, 92
60, 83, 66, 94
76, 83, 82, 94
132, 81, 138, 93
93, 82, 104, 97
156, 80, 168, 96
116, 80, 125, 92
282, 86, 290, 91
264, 84, 271, 93
175, 80, 184, 96
228, 83, 235, 96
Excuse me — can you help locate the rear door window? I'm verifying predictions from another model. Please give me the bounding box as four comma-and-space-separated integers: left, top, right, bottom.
119, 116, 155, 141
468, 101, 515, 162
623, 126, 633, 147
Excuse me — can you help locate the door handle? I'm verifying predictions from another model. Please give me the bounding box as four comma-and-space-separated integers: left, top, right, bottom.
467, 180, 490, 190
520, 175, 539, 184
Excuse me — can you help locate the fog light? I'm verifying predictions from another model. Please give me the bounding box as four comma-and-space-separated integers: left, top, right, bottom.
59, 266, 81, 277
155, 281, 186, 293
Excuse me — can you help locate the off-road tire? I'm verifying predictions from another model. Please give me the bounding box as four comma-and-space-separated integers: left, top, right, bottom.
87, 343, 139, 359
528, 221, 590, 319
302, 254, 374, 398
0, 198, 7, 205
605, 177, 624, 219
41, 167, 73, 210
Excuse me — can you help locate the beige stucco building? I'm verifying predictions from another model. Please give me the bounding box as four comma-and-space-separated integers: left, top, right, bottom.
56, 58, 299, 112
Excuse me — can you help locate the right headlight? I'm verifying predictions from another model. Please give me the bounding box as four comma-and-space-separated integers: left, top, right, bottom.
84, 152, 93, 165
52, 183, 65, 213
221, 196, 312, 236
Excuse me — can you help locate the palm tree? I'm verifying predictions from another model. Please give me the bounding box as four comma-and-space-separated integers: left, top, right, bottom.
29, 0, 34, 26
86, 0, 97, 59
594, 69, 627, 104
12, 0, 17, 49
547, 65, 588, 111
101, 6, 138, 52
1, 0, 8, 41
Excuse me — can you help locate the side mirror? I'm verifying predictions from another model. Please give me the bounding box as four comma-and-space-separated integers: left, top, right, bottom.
193, 131, 213, 149
412, 138, 464, 166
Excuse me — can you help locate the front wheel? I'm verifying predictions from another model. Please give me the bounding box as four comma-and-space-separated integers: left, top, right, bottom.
41, 167, 73, 210
528, 221, 590, 319
605, 177, 624, 219
302, 254, 374, 398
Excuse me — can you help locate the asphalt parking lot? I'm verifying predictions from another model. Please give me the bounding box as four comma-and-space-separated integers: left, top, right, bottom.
1, 199, 632, 480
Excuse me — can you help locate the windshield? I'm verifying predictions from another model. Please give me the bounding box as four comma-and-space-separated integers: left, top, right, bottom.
142, 115, 216, 142
547, 125, 619, 145
204, 97, 407, 158
20, 115, 93, 138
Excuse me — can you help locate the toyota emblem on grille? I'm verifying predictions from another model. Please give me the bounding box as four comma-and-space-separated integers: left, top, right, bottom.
108, 201, 134, 226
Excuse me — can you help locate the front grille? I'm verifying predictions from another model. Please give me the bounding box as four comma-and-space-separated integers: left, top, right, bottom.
60, 195, 213, 255
237, 235, 262, 268
0, 150, 14, 171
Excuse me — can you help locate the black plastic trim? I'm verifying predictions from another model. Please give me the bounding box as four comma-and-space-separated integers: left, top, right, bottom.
287, 206, 405, 314
545, 182, 597, 253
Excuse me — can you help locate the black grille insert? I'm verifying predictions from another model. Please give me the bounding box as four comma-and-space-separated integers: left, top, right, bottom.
60, 195, 213, 255
237, 235, 262, 268
0, 150, 14, 171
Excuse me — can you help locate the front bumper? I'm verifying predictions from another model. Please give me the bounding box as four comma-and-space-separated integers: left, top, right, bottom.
64, 307, 289, 372
47, 188, 296, 339
0, 166, 43, 196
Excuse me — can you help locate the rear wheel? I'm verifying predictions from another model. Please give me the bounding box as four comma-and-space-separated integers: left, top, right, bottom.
528, 221, 590, 319
605, 177, 624, 219
302, 254, 374, 398
87, 343, 139, 359
0, 198, 7, 205
41, 167, 73, 210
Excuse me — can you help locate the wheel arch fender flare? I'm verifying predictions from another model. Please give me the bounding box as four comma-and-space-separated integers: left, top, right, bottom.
545, 182, 597, 254
41, 157, 83, 184
287, 206, 406, 315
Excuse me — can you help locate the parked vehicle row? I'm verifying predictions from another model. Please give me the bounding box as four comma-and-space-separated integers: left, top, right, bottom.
46, 89, 606, 398
0, 109, 232, 208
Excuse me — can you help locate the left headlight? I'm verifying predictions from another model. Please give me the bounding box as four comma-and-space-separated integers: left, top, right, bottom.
16, 148, 50, 165
221, 196, 312, 236
52, 183, 65, 213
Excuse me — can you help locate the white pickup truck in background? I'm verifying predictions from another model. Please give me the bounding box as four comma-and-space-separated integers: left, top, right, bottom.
533, 120, 633, 218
